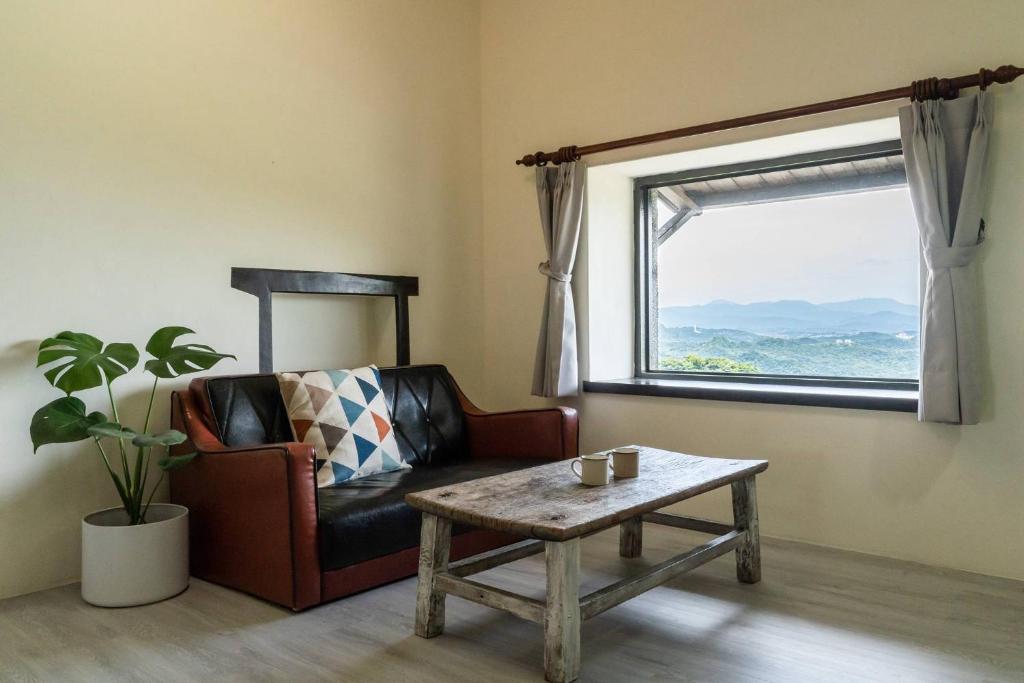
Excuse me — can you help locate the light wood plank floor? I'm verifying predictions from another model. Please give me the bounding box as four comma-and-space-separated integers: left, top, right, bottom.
1, 526, 1021, 682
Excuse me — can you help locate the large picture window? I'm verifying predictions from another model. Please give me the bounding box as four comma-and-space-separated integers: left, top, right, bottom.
635, 140, 919, 389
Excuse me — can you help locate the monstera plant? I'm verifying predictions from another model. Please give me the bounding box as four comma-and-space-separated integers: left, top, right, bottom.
30, 327, 234, 525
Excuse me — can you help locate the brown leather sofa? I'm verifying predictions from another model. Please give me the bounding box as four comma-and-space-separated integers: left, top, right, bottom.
169, 364, 578, 611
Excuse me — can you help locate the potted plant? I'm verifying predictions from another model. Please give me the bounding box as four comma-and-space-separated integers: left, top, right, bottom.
30, 326, 233, 607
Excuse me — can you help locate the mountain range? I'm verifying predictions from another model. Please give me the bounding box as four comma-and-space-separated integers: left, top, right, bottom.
659, 298, 918, 335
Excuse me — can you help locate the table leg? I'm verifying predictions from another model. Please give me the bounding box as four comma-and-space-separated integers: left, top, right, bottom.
731, 476, 761, 584
544, 538, 581, 683
415, 513, 452, 638
619, 517, 643, 558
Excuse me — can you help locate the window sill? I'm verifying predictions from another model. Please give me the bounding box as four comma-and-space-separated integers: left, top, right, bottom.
582, 378, 918, 413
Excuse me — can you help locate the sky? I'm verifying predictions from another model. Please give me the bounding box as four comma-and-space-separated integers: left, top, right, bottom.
656, 187, 920, 308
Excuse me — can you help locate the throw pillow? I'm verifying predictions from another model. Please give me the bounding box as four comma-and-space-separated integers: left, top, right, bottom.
276, 365, 409, 487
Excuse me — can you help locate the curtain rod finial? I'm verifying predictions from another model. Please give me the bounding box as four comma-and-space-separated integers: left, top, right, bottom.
516, 146, 581, 168
978, 65, 1023, 92
992, 64, 1023, 84
517, 151, 549, 166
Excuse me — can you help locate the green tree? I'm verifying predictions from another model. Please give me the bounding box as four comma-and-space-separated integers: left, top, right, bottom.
660, 354, 759, 373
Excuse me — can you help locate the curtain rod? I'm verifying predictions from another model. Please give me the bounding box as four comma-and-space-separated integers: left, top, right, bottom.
515, 64, 1022, 167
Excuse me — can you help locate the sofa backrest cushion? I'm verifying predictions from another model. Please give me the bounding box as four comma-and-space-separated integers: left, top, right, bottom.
205, 365, 467, 467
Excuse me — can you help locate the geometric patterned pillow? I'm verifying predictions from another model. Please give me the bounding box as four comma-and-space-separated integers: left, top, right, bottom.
275, 365, 409, 487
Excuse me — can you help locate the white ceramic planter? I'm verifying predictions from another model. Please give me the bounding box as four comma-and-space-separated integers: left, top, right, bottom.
81, 503, 189, 607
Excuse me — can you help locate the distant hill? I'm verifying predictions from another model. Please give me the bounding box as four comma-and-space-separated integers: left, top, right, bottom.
659, 298, 918, 335
819, 298, 917, 316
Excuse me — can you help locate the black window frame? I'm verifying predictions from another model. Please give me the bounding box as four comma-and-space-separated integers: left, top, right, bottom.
633, 139, 919, 392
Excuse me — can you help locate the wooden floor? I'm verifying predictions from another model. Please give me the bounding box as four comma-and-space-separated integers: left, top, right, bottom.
1, 526, 1021, 682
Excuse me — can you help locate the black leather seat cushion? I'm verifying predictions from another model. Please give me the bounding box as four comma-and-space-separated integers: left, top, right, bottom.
205, 365, 467, 466
318, 458, 549, 571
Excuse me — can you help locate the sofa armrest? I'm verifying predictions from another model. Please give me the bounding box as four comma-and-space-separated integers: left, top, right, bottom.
464, 407, 578, 461
169, 391, 320, 610
450, 383, 578, 461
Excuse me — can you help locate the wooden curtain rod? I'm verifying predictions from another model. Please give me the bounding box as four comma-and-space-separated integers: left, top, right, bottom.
515, 64, 1023, 167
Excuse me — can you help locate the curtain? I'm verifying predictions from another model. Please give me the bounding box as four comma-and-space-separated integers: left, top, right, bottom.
532, 161, 586, 397
899, 92, 993, 424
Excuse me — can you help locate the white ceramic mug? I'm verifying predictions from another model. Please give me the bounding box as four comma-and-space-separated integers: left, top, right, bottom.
571, 453, 614, 486
611, 446, 640, 478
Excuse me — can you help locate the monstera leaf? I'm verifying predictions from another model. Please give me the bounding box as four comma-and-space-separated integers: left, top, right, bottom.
87, 422, 138, 440
144, 326, 235, 379
131, 429, 187, 448
159, 452, 197, 471
37, 332, 139, 394
30, 397, 107, 452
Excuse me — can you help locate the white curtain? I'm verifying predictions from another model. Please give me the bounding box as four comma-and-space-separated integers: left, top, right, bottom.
899, 92, 993, 424
532, 161, 586, 397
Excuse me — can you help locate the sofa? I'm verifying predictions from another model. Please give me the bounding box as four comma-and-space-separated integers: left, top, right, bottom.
169, 364, 578, 611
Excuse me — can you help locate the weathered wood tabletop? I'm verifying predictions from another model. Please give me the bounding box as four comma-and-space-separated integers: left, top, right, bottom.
406, 446, 768, 541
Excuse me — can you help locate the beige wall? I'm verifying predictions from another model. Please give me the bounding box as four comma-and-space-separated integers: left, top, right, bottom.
0, 0, 483, 599
480, 0, 1024, 580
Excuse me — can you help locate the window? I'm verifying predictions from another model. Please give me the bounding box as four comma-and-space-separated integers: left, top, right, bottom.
635, 140, 919, 390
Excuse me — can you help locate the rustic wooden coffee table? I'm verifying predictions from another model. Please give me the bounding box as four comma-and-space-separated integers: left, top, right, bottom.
406, 446, 768, 683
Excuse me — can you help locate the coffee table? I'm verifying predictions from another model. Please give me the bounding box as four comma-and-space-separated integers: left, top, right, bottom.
406, 446, 768, 682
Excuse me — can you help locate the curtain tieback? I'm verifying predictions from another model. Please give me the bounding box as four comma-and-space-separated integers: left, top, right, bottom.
925, 244, 981, 270
538, 261, 572, 283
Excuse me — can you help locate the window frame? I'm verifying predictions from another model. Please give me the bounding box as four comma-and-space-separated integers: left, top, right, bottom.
632, 139, 919, 392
